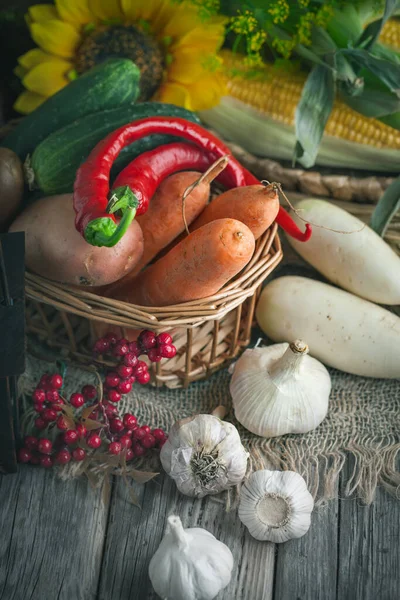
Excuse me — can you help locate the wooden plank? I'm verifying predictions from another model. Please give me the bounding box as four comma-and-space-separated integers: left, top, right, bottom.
273, 498, 339, 600
0, 465, 110, 600
336, 458, 400, 600
0, 378, 17, 473
98, 474, 275, 600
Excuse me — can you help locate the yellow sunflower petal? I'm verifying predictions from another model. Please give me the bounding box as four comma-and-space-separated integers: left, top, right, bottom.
156, 82, 192, 110
23, 59, 71, 96
168, 49, 214, 84
55, 0, 93, 26
30, 20, 81, 58
14, 65, 27, 79
28, 4, 58, 23
88, 0, 124, 21
184, 75, 226, 111
171, 22, 226, 52
161, 8, 204, 40
14, 90, 47, 115
121, 0, 176, 33
18, 48, 55, 70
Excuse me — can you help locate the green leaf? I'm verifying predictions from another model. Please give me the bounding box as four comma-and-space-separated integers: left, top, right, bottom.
370, 176, 400, 236
342, 48, 400, 95
294, 65, 335, 168
341, 87, 400, 117
356, 0, 398, 50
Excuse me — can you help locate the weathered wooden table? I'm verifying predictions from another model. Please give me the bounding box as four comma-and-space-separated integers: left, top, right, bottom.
0, 462, 398, 600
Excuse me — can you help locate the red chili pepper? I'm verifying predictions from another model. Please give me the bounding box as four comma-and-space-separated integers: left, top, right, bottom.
74, 117, 311, 247
111, 141, 240, 215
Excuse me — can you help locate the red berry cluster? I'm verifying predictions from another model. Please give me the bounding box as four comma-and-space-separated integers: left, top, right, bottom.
94, 331, 177, 393
18, 330, 171, 469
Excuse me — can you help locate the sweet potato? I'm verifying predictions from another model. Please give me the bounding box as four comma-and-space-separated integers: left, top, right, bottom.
9, 194, 144, 286
109, 218, 255, 306
190, 183, 279, 239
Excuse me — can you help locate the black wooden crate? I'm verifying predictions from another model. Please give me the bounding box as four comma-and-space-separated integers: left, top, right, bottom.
0, 232, 25, 473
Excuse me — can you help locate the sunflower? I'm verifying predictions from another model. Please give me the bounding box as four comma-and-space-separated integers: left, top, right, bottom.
14, 0, 227, 114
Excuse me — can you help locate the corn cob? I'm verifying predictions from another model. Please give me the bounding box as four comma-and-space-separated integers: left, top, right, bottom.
199, 50, 400, 171
379, 18, 400, 49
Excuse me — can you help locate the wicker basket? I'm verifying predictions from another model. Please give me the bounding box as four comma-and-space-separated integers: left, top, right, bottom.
25, 225, 282, 388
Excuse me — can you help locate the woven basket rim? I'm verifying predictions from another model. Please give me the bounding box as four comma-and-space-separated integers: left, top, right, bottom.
25, 223, 282, 329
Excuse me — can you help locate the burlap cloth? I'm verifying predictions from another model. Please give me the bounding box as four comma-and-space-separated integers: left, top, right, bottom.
20, 347, 400, 506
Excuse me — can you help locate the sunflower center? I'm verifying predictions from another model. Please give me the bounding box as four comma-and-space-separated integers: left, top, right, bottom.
75, 25, 164, 101
256, 493, 291, 528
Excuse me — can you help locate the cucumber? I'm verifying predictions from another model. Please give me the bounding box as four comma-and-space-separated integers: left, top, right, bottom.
31, 103, 201, 195
2, 59, 140, 160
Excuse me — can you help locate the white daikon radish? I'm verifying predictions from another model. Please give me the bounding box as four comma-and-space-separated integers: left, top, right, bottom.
256, 276, 400, 379
287, 199, 400, 305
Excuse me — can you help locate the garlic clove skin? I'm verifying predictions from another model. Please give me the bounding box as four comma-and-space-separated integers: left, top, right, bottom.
230, 341, 331, 438
161, 414, 249, 498
149, 515, 234, 600
238, 470, 314, 543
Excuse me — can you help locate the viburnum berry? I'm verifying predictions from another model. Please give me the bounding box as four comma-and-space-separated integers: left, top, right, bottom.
132, 442, 145, 457
134, 361, 148, 376
128, 341, 142, 357
132, 427, 146, 441
50, 374, 63, 389
109, 441, 122, 455
126, 376, 136, 384
141, 434, 156, 449
87, 434, 102, 449
158, 437, 167, 448
34, 417, 47, 430
76, 423, 87, 439
33, 402, 45, 413
52, 402, 64, 412
24, 435, 39, 450
123, 414, 137, 429
18, 448, 32, 463
156, 332, 173, 346
107, 389, 121, 404
55, 449, 71, 464
42, 408, 58, 422
104, 332, 118, 346
119, 435, 132, 449
112, 342, 129, 357
38, 438, 53, 455
105, 372, 120, 388
110, 418, 124, 433
70, 393, 84, 408
125, 448, 134, 461
72, 448, 86, 462
152, 429, 166, 442
82, 384, 97, 400
64, 430, 78, 445
104, 401, 119, 417
45, 389, 60, 403
29, 453, 41, 465
56, 415, 69, 430
141, 425, 151, 434
139, 330, 157, 351
117, 364, 133, 378
123, 352, 138, 367
147, 348, 162, 362
158, 344, 177, 359
32, 388, 46, 403
40, 455, 53, 468
93, 338, 110, 354
136, 371, 150, 385
39, 374, 51, 390
117, 380, 132, 394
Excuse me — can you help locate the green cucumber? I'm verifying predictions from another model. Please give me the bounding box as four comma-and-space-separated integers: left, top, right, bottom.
31, 103, 201, 195
2, 58, 140, 160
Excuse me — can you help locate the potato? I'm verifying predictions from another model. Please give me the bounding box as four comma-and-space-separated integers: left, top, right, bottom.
0, 147, 24, 231
9, 194, 144, 286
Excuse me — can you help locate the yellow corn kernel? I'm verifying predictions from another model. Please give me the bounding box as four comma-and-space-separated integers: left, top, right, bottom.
379, 18, 400, 49
221, 50, 400, 150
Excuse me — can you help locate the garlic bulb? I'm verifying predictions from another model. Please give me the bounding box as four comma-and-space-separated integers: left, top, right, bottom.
239, 470, 314, 543
230, 340, 331, 437
149, 515, 234, 600
160, 412, 249, 498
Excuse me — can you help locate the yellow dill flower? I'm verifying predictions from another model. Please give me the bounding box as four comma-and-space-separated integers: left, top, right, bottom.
268, 0, 290, 25
249, 30, 267, 53
231, 10, 258, 35
296, 12, 314, 46
272, 37, 296, 59
315, 4, 335, 28
14, 0, 227, 114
